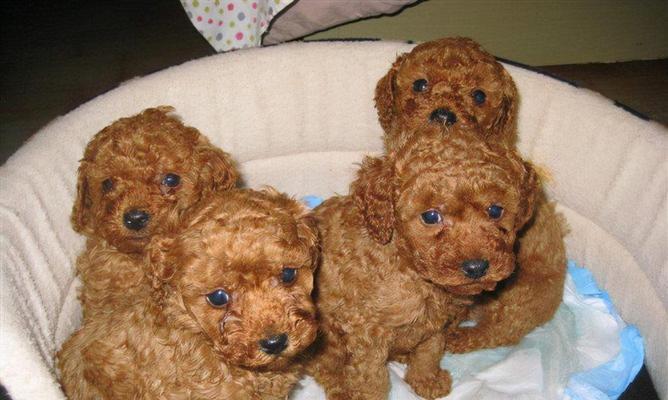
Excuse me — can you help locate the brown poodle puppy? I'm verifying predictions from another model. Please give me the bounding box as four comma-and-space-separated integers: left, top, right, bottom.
58, 188, 319, 399
71, 106, 238, 319
375, 37, 567, 354
307, 127, 539, 400
375, 37, 518, 148
444, 195, 567, 353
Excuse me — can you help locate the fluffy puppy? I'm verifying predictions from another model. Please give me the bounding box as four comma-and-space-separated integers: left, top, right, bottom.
58, 188, 319, 399
375, 37, 568, 354
307, 127, 539, 400
72, 106, 238, 318
375, 37, 518, 148
444, 195, 567, 352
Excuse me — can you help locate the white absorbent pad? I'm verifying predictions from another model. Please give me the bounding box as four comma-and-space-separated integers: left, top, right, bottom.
291, 260, 644, 400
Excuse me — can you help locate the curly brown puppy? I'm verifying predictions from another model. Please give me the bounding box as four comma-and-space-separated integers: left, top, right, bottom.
375, 37, 567, 354
71, 106, 238, 319
375, 37, 518, 148
444, 195, 567, 353
58, 188, 319, 399
306, 127, 539, 400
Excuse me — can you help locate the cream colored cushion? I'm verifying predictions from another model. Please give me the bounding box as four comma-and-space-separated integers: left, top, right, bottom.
0, 41, 665, 399
263, 0, 418, 45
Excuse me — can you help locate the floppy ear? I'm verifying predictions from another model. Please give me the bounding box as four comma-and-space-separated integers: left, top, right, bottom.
71, 162, 93, 234
351, 156, 396, 244
195, 141, 239, 196
146, 235, 177, 289
375, 53, 407, 133
296, 213, 320, 269
516, 161, 540, 230
256, 186, 321, 266
490, 71, 519, 145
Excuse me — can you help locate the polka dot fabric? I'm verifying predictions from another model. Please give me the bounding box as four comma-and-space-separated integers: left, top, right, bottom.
181, 0, 295, 52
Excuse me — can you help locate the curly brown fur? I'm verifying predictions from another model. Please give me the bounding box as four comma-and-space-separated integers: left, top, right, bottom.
375, 37, 567, 354
375, 37, 518, 148
72, 106, 239, 319
306, 127, 539, 400
58, 188, 319, 399
444, 194, 568, 352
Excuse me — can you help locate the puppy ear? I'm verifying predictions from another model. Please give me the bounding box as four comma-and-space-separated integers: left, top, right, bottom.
71, 162, 93, 234
146, 236, 177, 288
490, 71, 519, 145
296, 211, 318, 247
351, 156, 396, 244
257, 187, 321, 265
516, 161, 540, 230
297, 213, 320, 269
195, 141, 239, 196
375, 53, 407, 133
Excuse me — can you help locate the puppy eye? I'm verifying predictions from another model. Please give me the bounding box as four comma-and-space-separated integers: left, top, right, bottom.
205, 289, 230, 308
412, 79, 428, 93
487, 204, 504, 219
162, 173, 181, 188
280, 268, 297, 285
472, 89, 487, 105
101, 178, 114, 193
420, 209, 443, 225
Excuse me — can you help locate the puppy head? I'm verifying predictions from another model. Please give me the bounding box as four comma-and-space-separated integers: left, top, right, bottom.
354, 126, 538, 295
148, 188, 319, 369
375, 37, 518, 148
72, 106, 238, 253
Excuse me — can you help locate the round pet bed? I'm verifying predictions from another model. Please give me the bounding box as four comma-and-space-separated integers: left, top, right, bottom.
0, 41, 665, 399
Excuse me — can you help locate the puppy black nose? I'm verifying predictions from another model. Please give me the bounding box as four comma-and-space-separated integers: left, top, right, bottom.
259, 333, 288, 355
429, 108, 457, 126
123, 209, 150, 231
461, 259, 489, 279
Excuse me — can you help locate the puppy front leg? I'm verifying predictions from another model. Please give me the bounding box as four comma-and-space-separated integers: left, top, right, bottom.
444, 271, 562, 353
404, 331, 452, 399
444, 298, 506, 353
330, 334, 392, 400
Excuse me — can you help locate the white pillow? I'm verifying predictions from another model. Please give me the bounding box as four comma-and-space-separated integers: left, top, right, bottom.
263, 0, 418, 44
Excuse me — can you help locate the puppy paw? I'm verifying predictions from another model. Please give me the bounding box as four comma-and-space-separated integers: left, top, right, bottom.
405, 369, 452, 400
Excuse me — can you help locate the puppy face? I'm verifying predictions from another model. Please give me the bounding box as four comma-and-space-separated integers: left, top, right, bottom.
375, 37, 518, 147
354, 128, 537, 295
72, 106, 238, 253
149, 189, 319, 369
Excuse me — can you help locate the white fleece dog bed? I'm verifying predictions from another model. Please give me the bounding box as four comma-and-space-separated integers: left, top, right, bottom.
0, 41, 666, 399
